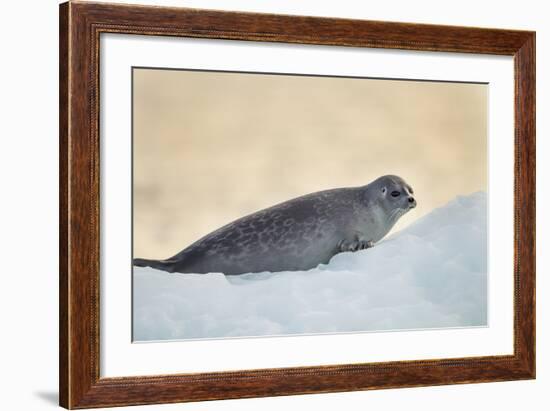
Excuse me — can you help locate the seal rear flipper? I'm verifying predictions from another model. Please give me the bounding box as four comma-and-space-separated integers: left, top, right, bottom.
133, 258, 176, 273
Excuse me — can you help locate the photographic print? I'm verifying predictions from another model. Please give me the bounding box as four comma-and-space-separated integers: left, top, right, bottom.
132, 68, 488, 342
60, 4, 535, 406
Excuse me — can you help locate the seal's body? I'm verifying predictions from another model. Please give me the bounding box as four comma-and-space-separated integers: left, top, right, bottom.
134, 175, 416, 275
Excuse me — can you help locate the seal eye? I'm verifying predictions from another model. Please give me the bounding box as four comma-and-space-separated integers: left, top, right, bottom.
391, 191, 400, 197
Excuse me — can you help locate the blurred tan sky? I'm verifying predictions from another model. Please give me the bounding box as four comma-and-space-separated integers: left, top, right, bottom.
133, 68, 487, 258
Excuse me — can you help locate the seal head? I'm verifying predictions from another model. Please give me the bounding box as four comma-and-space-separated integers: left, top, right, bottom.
134, 175, 416, 275
334, 175, 416, 253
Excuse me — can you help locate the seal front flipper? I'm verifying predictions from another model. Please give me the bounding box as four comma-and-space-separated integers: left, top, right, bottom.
338, 238, 375, 253
133, 258, 176, 272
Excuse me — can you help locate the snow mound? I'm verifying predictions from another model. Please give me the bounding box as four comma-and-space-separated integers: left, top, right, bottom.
133, 192, 487, 341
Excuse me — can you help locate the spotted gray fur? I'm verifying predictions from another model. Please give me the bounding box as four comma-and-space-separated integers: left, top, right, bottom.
133, 175, 416, 275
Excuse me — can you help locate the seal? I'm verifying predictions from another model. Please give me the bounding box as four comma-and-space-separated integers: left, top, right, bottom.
133, 175, 416, 275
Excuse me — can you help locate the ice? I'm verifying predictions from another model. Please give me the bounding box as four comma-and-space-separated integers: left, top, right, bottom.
133, 191, 487, 341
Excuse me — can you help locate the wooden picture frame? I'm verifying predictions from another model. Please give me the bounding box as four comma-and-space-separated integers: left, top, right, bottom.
59, 1, 535, 408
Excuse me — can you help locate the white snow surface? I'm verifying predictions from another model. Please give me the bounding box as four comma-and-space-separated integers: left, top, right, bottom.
133, 192, 487, 341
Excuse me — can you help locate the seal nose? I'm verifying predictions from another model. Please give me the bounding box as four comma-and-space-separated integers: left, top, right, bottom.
408, 197, 415, 203
408, 196, 416, 208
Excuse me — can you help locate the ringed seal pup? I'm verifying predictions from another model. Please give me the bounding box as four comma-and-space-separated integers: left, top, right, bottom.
134, 175, 416, 275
